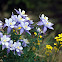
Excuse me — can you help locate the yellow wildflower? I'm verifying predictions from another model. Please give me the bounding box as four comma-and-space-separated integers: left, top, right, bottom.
39, 35, 42, 38
54, 36, 60, 39
32, 46, 36, 50
58, 33, 62, 38
54, 43, 57, 46
13, 29, 15, 32
60, 45, 62, 47
56, 39, 59, 42
46, 45, 53, 50
38, 40, 40, 42
34, 32, 37, 36
54, 46, 59, 51
60, 42, 62, 44
37, 43, 40, 45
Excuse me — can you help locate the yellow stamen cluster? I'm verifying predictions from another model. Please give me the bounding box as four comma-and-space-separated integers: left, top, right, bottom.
44, 17, 47, 20
10, 22, 12, 25
4, 39, 7, 42
46, 23, 48, 24
20, 18, 22, 20
17, 46, 20, 49
22, 10, 25, 15
27, 17, 30, 20
18, 27, 22, 29
25, 26, 27, 28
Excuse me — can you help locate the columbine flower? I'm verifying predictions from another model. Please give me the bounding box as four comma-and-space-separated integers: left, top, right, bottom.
37, 14, 54, 33
14, 8, 27, 17
36, 27, 43, 33
0, 21, 3, 29
23, 39, 29, 44
21, 22, 31, 30
7, 40, 15, 50
17, 15, 25, 23
4, 18, 16, 33
17, 22, 31, 35
1, 35, 10, 50
25, 17, 34, 24
11, 14, 18, 22
13, 41, 23, 56
0, 32, 3, 38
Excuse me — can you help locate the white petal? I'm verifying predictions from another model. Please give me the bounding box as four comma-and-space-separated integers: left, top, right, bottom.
19, 47, 23, 50
16, 49, 19, 52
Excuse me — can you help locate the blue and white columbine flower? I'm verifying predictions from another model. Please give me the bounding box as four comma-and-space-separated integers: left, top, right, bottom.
21, 22, 31, 30
23, 38, 29, 44
14, 8, 27, 17
4, 18, 16, 33
36, 27, 43, 34
0, 21, 3, 29
17, 15, 25, 23
37, 14, 54, 33
0, 35, 10, 49
7, 40, 15, 50
13, 41, 23, 56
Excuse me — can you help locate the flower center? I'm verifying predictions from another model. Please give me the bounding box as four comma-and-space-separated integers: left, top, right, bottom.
4, 39, 7, 42
17, 46, 19, 49
20, 18, 22, 20
10, 44, 13, 47
22, 10, 25, 15
25, 26, 27, 28
10, 23, 12, 25
27, 17, 30, 20
46, 23, 48, 24
18, 27, 21, 29
44, 17, 47, 20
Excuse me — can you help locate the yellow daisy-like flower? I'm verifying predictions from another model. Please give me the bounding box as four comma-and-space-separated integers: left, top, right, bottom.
55, 33, 62, 42
46, 45, 53, 50
58, 33, 62, 38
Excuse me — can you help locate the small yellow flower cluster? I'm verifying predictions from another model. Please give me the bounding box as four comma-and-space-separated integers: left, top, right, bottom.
54, 33, 62, 51
34, 32, 37, 36
34, 32, 42, 38
37, 39, 42, 45
46, 45, 53, 50
13, 29, 17, 35
54, 33, 62, 41
19, 36, 21, 39
54, 46, 59, 52
34, 32, 42, 46
32, 46, 36, 51
13, 29, 15, 32
45, 45, 53, 56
